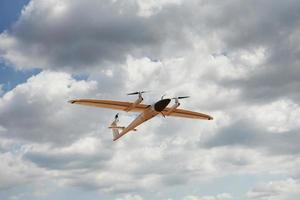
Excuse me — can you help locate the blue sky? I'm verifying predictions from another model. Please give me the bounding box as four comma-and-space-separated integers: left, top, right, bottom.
0, 1, 300, 200
0, 0, 39, 93
0, 0, 30, 31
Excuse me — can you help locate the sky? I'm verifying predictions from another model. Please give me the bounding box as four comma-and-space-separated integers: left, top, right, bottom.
0, 0, 300, 200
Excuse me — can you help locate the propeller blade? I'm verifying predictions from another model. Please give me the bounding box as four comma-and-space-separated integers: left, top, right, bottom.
172, 96, 190, 99
127, 92, 139, 95
140, 91, 149, 94
127, 91, 149, 95
178, 96, 190, 99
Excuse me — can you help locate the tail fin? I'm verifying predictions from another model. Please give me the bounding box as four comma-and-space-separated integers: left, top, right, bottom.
112, 128, 120, 140
109, 120, 121, 140
108, 114, 137, 141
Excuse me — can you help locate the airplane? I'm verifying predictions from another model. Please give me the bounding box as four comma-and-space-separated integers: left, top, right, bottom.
68, 91, 213, 141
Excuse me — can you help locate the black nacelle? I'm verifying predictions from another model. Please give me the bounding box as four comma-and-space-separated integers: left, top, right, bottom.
154, 99, 171, 112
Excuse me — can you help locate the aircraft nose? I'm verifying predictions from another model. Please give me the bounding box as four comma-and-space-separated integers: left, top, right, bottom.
154, 99, 171, 112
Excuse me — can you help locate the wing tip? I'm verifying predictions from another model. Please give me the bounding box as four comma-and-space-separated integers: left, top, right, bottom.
208, 116, 213, 120
68, 100, 76, 104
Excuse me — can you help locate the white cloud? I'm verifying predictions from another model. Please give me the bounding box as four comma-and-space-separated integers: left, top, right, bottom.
183, 193, 233, 200
0, 152, 44, 190
247, 179, 300, 200
0, 84, 3, 96
0, 0, 191, 71
116, 194, 143, 200
0, 0, 300, 199
247, 100, 300, 133
0, 70, 98, 144
0, 68, 298, 196
136, 0, 182, 17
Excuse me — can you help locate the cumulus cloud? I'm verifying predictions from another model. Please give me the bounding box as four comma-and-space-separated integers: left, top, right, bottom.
0, 71, 217, 194
0, 152, 44, 190
116, 194, 143, 200
0, 70, 101, 145
209, 0, 300, 105
24, 136, 112, 170
183, 193, 233, 200
203, 100, 300, 155
247, 179, 300, 200
0, 0, 192, 71
0, 0, 300, 199
1, 0, 300, 105
0, 84, 3, 96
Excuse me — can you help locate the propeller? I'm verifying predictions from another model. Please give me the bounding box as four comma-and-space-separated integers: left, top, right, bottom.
172, 96, 190, 99
127, 91, 149, 95
172, 96, 190, 104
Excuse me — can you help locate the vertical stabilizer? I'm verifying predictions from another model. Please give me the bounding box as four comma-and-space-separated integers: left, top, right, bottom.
111, 125, 120, 140
110, 113, 120, 140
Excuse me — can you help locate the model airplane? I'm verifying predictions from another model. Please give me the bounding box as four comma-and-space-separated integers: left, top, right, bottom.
69, 91, 213, 141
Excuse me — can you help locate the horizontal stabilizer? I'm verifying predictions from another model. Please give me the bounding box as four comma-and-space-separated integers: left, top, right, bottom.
108, 126, 137, 131
108, 126, 125, 129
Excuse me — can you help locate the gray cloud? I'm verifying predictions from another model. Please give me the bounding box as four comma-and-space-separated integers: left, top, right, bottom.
0, 0, 192, 71
183, 193, 233, 200
0, 152, 44, 190
246, 178, 300, 200
0, 71, 106, 145
203, 119, 300, 155
1, 0, 299, 106
1, 0, 300, 199
24, 142, 112, 170
207, 0, 300, 105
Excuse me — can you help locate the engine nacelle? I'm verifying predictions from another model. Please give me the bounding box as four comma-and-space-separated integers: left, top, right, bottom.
154, 99, 171, 112
125, 95, 143, 112
135, 95, 143, 105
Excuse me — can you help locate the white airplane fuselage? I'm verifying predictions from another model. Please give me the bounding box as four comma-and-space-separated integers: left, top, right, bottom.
113, 98, 171, 141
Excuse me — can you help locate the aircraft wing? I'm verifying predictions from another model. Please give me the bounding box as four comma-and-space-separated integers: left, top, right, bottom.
163, 108, 213, 120
68, 99, 149, 112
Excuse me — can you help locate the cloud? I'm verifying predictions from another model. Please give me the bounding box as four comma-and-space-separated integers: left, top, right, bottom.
208, 0, 300, 105
202, 100, 300, 155
0, 0, 192, 71
2, 0, 299, 107
0, 69, 298, 196
0, 152, 44, 190
0, 0, 300, 199
116, 194, 143, 200
0, 70, 100, 145
183, 193, 233, 200
0, 0, 299, 106
0, 84, 3, 96
247, 178, 300, 200
24, 136, 112, 170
